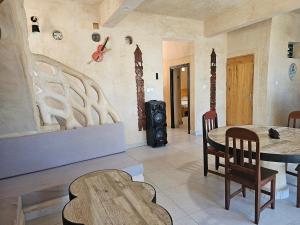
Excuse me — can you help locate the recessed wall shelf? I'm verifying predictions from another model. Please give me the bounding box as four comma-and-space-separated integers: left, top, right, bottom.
288, 42, 300, 58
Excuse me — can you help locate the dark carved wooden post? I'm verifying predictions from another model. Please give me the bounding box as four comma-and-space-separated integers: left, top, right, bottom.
134, 45, 146, 131
210, 49, 216, 112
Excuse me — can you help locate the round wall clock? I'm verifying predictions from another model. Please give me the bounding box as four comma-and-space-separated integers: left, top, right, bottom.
289, 63, 297, 81
52, 30, 63, 40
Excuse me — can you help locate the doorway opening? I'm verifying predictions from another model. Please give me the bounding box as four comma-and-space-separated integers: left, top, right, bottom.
162, 40, 194, 134
170, 64, 190, 134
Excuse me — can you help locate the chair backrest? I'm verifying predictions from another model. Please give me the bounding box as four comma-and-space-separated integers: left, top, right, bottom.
288, 111, 300, 128
225, 127, 260, 183
202, 111, 218, 149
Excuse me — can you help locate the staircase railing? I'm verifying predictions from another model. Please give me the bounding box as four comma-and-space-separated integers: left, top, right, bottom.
32, 54, 120, 130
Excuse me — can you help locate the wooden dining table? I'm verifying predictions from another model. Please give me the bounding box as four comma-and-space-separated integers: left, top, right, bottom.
208, 125, 300, 199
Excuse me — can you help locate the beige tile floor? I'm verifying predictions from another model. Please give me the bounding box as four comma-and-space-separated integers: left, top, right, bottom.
27, 128, 300, 225
128, 128, 300, 225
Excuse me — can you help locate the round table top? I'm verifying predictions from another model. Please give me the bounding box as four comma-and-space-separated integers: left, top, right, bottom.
63, 169, 173, 225
208, 125, 300, 163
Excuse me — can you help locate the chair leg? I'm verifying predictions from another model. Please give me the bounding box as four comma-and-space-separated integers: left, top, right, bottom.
297, 172, 300, 208
203, 149, 208, 176
271, 177, 276, 209
242, 185, 246, 198
255, 188, 261, 224
215, 156, 220, 170
225, 177, 230, 210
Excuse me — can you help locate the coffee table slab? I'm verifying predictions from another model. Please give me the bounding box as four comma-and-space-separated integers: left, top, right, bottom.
63, 170, 172, 225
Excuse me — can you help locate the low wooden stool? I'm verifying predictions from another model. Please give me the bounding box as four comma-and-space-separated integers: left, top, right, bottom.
63, 169, 172, 225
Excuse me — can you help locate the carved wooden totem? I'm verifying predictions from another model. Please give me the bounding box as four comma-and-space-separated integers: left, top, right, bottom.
134, 45, 146, 131
210, 49, 216, 111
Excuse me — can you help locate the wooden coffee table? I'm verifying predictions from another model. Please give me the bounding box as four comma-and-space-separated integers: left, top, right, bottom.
62, 169, 172, 225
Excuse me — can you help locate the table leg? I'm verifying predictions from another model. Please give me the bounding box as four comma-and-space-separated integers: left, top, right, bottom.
261, 161, 289, 199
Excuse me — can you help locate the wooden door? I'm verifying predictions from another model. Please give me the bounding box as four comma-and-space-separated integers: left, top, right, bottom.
226, 55, 254, 125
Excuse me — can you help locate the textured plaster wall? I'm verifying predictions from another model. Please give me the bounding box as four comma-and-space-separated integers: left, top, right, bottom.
227, 20, 271, 125
195, 34, 227, 134
162, 36, 228, 136
0, 0, 38, 137
25, 0, 227, 145
267, 13, 300, 126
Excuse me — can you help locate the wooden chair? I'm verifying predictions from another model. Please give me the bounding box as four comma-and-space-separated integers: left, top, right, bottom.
225, 127, 277, 224
202, 111, 226, 177
286, 111, 300, 207
288, 111, 300, 128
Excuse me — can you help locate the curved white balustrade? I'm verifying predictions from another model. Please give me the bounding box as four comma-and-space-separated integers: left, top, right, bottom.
32, 54, 120, 130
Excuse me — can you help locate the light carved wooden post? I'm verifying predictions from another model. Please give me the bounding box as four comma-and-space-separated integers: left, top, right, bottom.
134, 45, 146, 131
210, 49, 216, 112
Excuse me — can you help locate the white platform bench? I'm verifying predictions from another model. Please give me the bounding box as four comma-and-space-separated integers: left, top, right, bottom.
0, 123, 126, 179
0, 164, 144, 225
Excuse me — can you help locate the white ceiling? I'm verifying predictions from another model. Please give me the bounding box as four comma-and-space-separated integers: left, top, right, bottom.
294, 8, 300, 14
136, 0, 251, 20
69, 0, 103, 4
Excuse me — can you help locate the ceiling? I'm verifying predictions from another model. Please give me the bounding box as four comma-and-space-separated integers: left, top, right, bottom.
69, 0, 103, 4
136, 0, 251, 20
294, 8, 300, 14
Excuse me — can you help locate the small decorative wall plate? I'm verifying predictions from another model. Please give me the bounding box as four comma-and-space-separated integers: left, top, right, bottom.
125, 35, 133, 45
289, 63, 297, 81
92, 32, 101, 42
52, 30, 63, 40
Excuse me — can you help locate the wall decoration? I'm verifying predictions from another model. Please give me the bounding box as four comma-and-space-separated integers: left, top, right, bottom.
134, 45, 146, 131
210, 48, 216, 111
288, 43, 294, 58
88, 36, 110, 64
31, 16, 40, 33
52, 30, 63, 40
93, 22, 99, 30
92, 32, 101, 42
33, 54, 120, 129
125, 35, 133, 45
289, 63, 297, 81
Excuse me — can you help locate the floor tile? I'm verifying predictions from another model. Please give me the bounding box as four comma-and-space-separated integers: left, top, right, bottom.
5, 127, 300, 225
172, 216, 198, 225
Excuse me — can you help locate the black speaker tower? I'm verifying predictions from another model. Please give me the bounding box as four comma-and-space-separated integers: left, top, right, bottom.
145, 100, 167, 147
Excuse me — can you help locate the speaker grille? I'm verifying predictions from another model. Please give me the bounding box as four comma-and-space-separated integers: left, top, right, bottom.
145, 100, 167, 147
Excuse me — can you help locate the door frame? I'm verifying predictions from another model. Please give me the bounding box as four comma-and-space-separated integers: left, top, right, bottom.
170, 63, 191, 134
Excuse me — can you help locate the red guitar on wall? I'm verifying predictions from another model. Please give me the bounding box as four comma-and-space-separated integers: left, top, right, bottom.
88, 36, 110, 64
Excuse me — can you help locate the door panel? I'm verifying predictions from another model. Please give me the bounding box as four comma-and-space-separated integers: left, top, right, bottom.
226, 55, 254, 125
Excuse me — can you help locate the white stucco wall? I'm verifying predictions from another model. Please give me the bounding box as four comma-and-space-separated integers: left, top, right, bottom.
227, 20, 272, 125
267, 12, 300, 126
195, 34, 227, 134
1, 0, 299, 146
0, 0, 38, 137
24, 0, 227, 144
